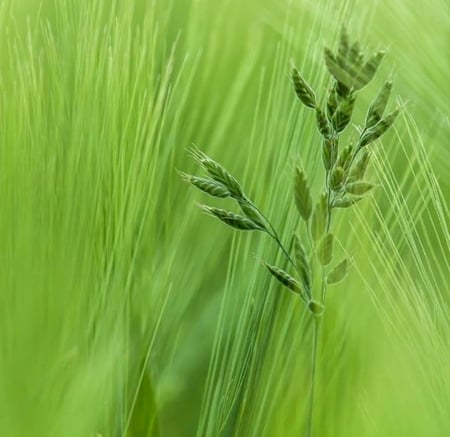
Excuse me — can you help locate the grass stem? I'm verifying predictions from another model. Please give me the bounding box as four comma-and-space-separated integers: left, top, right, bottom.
307, 317, 320, 437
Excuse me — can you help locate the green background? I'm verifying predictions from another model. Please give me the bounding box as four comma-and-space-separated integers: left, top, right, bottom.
0, 0, 448, 436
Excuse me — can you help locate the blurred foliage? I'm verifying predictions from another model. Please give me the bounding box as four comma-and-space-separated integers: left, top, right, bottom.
0, 0, 448, 436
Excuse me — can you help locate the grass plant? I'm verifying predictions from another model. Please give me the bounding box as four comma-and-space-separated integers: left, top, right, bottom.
183, 27, 401, 437
0, 1, 448, 436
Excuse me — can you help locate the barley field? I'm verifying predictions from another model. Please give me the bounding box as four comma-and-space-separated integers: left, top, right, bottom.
0, 1, 448, 436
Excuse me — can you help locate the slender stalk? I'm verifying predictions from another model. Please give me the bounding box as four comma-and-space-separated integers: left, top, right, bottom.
307, 317, 320, 437
249, 200, 297, 269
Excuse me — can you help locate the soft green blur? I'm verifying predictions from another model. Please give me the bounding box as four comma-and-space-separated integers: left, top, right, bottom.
0, 0, 448, 436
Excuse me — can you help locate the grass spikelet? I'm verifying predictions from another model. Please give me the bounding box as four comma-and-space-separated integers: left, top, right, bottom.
292, 68, 316, 109
294, 166, 313, 221
264, 262, 305, 300
365, 80, 393, 128
317, 233, 334, 266
179, 172, 231, 198
189, 147, 244, 198
327, 258, 349, 284
345, 181, 377, 195
294, 235, 312, 296
199, 205, 263, 231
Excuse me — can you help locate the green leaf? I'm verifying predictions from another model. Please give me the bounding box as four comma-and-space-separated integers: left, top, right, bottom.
126, 367, 160, 437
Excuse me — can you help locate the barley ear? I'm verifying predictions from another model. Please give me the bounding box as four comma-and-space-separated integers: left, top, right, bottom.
294, 166, 313, 221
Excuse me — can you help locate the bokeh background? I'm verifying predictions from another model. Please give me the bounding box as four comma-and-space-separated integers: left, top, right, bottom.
0, 0, 448, 436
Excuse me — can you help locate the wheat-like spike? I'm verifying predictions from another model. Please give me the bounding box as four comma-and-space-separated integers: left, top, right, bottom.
365, 80, 393, 129
188, 147, 244, 198
264, 262, 305, 300
199, 205, 262, 231
179, 171, 231, 198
